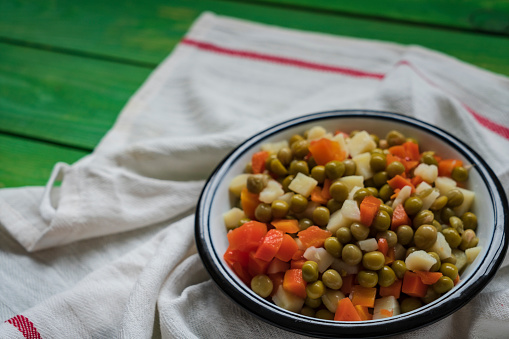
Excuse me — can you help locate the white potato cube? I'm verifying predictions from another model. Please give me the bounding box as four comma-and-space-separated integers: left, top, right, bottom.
326, 209, 350, 233
347, 131, 377, 157
306, 126, 328, 140
466, 246, 482, 264
421, 188, 440, 211
392, 185, 413, 208
338, 176, 364, 192
223, 207, 247, 230
405, 250, 437, 271
373, 296, 400, 319
358, 238, 378, 252
353, 152, 374, 179
288, 172, 318, 197
341, 199, 361, 221
434, 176, 457, 196
303, 247, 334, 273
331, 133, 350, 159
330, 258, 360, 275
414, 163, 438, 183
453, 187, 475, 217
272, 286, 305, 312
452, 249, 467, 272
259, 180, 284, 204
427, 232, 452, 260
260, 140, 289, 154
228, 174, 249, 197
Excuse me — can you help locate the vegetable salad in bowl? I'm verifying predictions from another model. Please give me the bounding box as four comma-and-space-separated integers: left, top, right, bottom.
223, 125, 481, 321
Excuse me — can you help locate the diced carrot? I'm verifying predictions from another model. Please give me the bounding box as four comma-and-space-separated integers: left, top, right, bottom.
384, 246, 395, 265
271, 219, 300, 234
310, 186, 329, 205
402, 159, 419, 172
283, 269, 307, 298
334, 298, 362, 321
379, 279, 402, 299
390, 188, 401, 200
377, 237, 388, 256
438, 159, 464, 177
297, 226, 332, 249
453, 274, 460, 286
380, 309, 393, 317
267, 257, 291, 274
232, 261, 252, 285
403, 141, 420, 161
321, 179, 332, 201
355, 305, 373, 321
254, 229, 284, 262
275, 234, 299, 262
223, 246, 250, 267
292, 249, 305, 261
248, 251, 271, 277
414, 271, 443, 285
388, 145, 406, 159
308, 138, 346, 165
386, 153, 402, 166
391, 204, 412, 231
251, 151, 270, 174
240, 187, 260, 219
411, 175, 424, 187
340, 274, 355, 295
227, 220, 267, 252
268, 272, 284, 297
387, 175, 415, 192
290, 259, 306, 269
402, 271, 428, 298
360, 195, 382, 227
350, 285, 377, 308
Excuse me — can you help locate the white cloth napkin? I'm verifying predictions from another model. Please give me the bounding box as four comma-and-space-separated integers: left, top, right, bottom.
1, 12, 509, 339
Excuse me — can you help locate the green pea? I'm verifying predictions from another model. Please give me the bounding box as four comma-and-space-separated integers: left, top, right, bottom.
428, 252, 441, 272
442, 228, 461, 249
449, 216, 464, 233
404, 196, 423, 216
336, 227, 352, 244
366, 187, 379, 197
373, 171, 389, 188
306, 280, 325, 299
386, 130, 406, 146
251, 274, 273, 298
325, 161, 345, 180
396, 225, 414, 245
329, 181, 349, 202
277, 147, 293, 166
343, 159, 357, 176
432, 219, 443, 233
255, 203, 272, 223
307, 157, 318, 171
353, 188, 372, 204
391, 260, 407, 279
420, 152, 438, 166
289, 160, 309, 176
300, 306, 316, 317
265, 154, 277, 171
379, 184, 394, 202
305, 296, 322, 308
281, 175, 295, 192
289, 134, 305, 147
362, 251, 385, 271
386, 161, 405, 178
400, 298, 423, 313
313, 206, 330, 227
271, 200, 290, 219
413, 210, 434, 228
342, 244, 363, 265
371, 134, 380, 146
270, 158, 288, 177
406, 246, 419, 258
350, 222, 370, 241
291, 194, 308, 213
461, 212, 478, 230
379, 204, 393, 217
324, 237, 343, 258
315, 309, 334, 320
430, 196, 448, 211
377, 230, 398, 247
327, 199, 342, 214
440, 263, 458, 280
451, 166, 469, 182
414, 224, 438, 249
322, 269, 343, 290
442, 254, 457, 265
247, 175, 266, 194
299, 218, 313, 231
372, 210, 391, 231
378, 266, 397, 287
440, 207, 456, 222
446, 189, 464, 207
302, 261, 319, 282
432, 276, 454, 294
459, 229, 479, 251
291, 140, 309, 159
421, 288, 440, 304
370, 153, 387, 172
311, 165, 326, 184
357, 270, 379, 288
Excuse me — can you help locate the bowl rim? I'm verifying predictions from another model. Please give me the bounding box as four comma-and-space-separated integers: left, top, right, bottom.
195, 110, 509, 338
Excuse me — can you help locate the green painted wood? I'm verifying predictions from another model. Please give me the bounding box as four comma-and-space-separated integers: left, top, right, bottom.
0, 43, 152, 150
248, 0, 509, 35
0, 0, 508, 76
0, 134, 88, 188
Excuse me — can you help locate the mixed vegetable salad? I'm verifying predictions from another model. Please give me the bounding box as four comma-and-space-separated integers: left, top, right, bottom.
223, 126, 481, 321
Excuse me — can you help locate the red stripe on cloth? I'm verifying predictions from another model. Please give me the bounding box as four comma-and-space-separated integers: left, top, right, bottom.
181, 38, 385, 79
6, 315, 42, 339
397, 60, 509, 140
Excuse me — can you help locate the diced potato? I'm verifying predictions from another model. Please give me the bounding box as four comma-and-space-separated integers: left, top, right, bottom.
405, 250, 437, 271
466, 246, 482, 264
272, 286, 305, 312
223, 207, 247, 230
341, 200, 361, 221
306, 126, 328, 141
326, 209, 350, 233
288, 172, 318, 197
393, 185, 413, 208
414, 163, 438, 183
260, 140, 289, 154
453, 187, 475, 217
277, 192, 294, 205
421, 188, 440, 211
228, 174, 249, 197
416, 181, 432, 193
331, 258, 360, 275
347, 186, 362, 200
259, 180, 284, 204
303, 246, 334, 273
331, 133, 350, 159
373, 296, 400, 320
322, 289, 346, 313
353, 152, 374, 179
338, 176, 364, 192
347, 131, 377, 157
434, 176, 457, 196
452, 249, 467, 272
427, 232, 452, 260
358, 238, 378, 252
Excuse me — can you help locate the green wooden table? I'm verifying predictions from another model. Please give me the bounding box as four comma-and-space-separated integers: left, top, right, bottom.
1, 0, 509, 188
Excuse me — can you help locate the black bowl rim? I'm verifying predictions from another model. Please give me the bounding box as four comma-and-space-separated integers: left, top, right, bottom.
195, 110, 509, 338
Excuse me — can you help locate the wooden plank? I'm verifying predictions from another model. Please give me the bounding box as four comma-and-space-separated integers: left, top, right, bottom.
0, 43, 152, 150
0, 0, 508, 76
248, 0, 509, 35
0, 134, 88, 188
